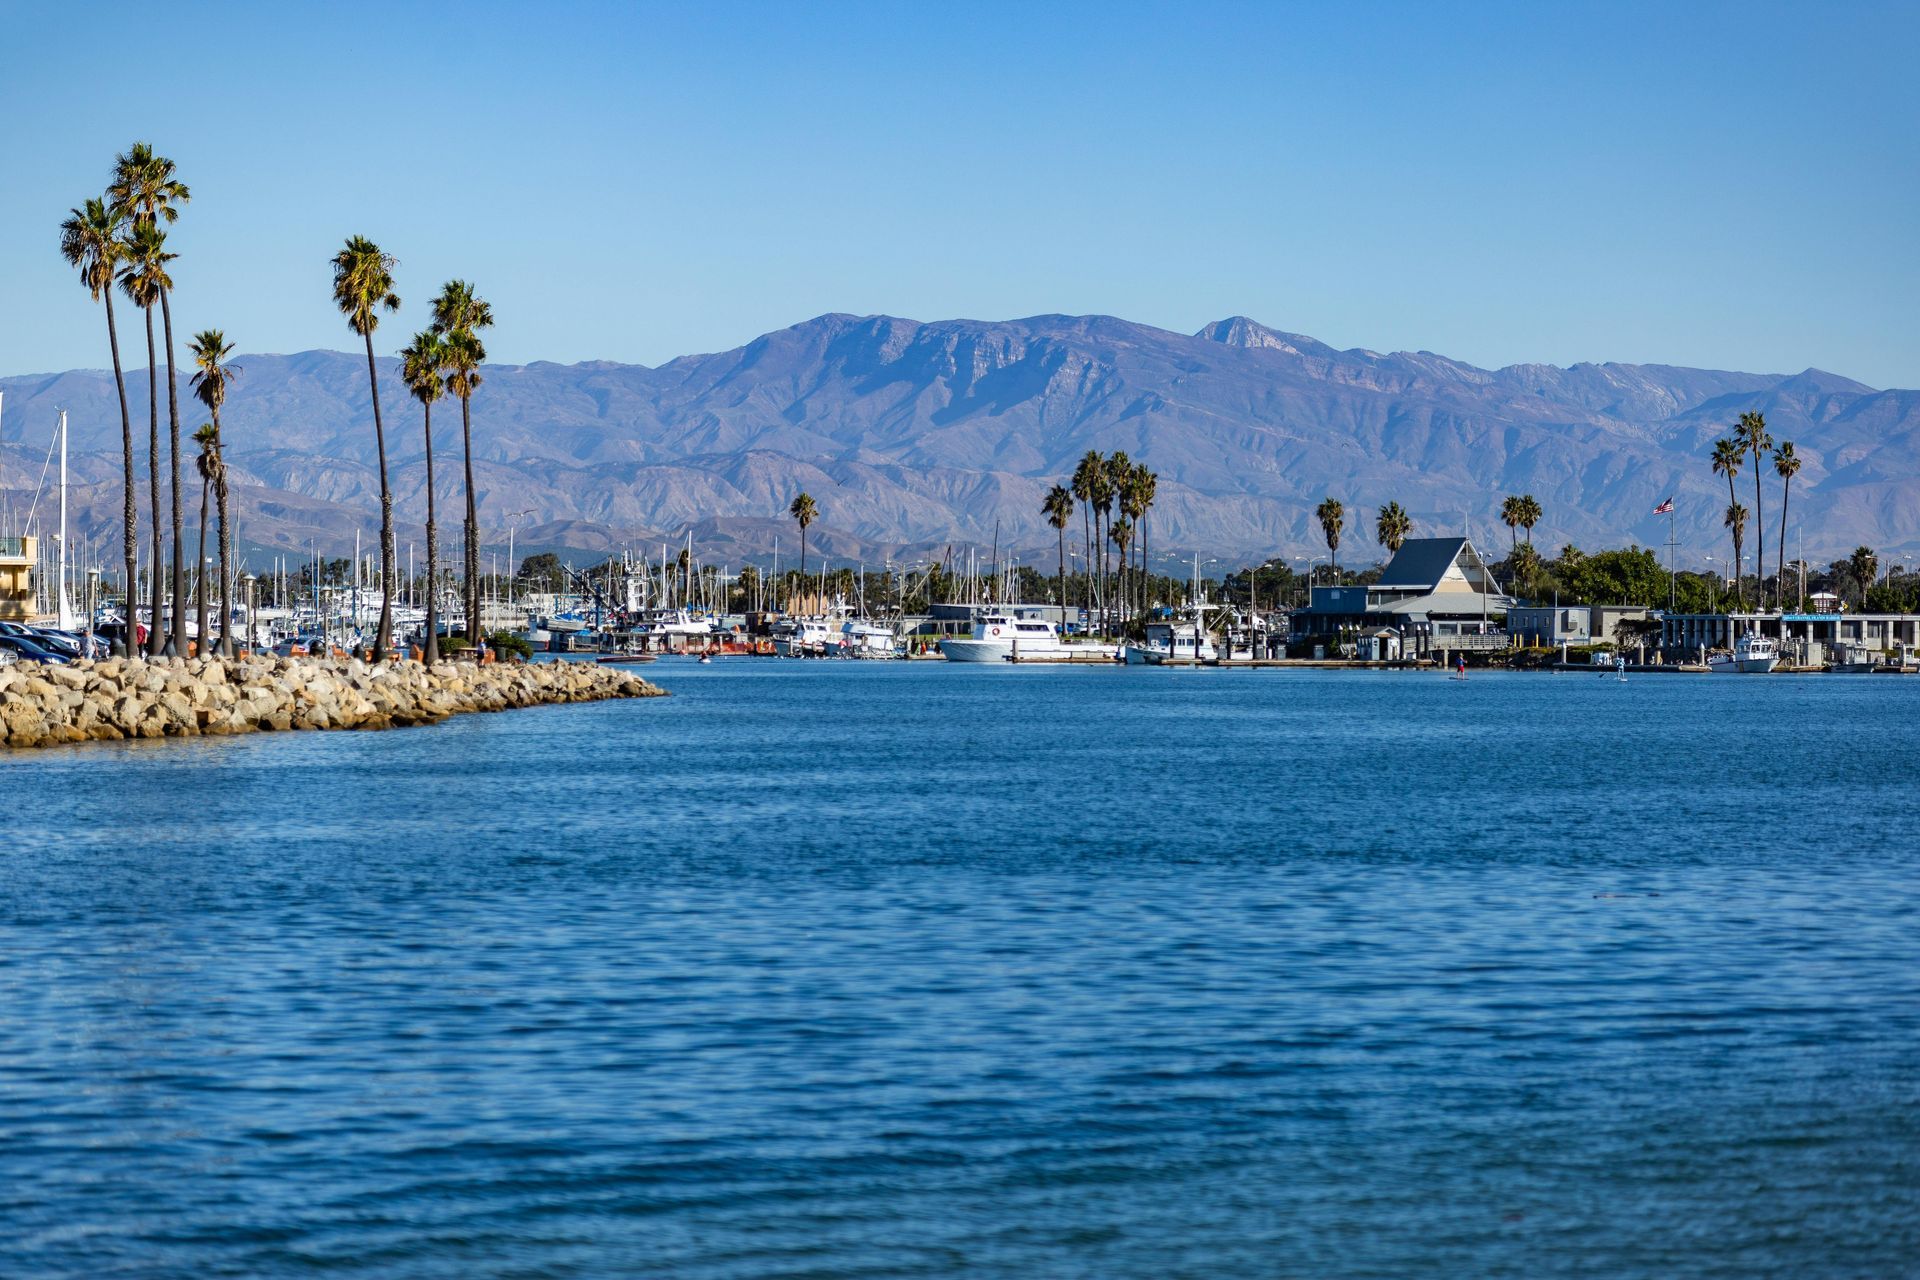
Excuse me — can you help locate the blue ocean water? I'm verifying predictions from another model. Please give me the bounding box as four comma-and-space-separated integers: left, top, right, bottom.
2, 661, 1916, 1278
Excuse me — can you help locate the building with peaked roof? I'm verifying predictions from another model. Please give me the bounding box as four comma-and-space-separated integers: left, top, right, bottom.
1290, 536, 1512, 653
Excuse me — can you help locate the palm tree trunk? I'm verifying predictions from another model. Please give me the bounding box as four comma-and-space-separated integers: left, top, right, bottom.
461, 392, 479, 649
143, 309, 164, 656
1140, 515, 1149, 616
424, 400, 439, 668
196, 471, 210, 653
1777, 479, 1791, 613
215, 455, 233, 658
162, 290, 186, 658
363, 331, 394, 660
1752, 460, 1766, 610
1056, 523, 1065, 623
104, 292, 137, 657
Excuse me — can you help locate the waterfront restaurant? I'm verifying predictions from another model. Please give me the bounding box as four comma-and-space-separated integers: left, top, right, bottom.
1291, 537, 1512, 655
0, 535, 35, 623
1661, 608, 1920, 664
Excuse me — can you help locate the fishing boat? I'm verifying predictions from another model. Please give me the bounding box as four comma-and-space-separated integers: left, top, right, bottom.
1708, 632, 1778, 674
938, 613, 1070, 662
1122, 610, 1220, 666
773, 616, 835, 657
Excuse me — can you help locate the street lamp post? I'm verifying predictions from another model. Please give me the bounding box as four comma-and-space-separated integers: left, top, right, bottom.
242, 573, 258, 654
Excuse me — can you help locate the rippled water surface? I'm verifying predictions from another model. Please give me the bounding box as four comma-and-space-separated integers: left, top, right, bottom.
4, 661, 1918, 1278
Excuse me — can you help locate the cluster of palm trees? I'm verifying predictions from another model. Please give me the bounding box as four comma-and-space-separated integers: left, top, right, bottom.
59, 143, 496, 664
1710, 412, 1798, 609
1038, 451, 1159, 627
344, 250, 494, 668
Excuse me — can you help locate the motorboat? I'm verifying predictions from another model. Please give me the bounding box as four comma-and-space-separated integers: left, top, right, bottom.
938, 613, 1070, 662
1708, 632, 1778, 674
1123, 614, 1220, 665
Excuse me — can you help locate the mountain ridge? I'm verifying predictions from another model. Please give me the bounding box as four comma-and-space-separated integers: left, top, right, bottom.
3, 312, 1914, 567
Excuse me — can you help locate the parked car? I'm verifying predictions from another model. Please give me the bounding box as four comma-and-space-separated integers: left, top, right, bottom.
0, 633, 71, 664
30, 627, 106, 660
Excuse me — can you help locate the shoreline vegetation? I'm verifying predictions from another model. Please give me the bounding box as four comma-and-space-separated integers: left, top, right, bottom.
0, 656, 664, 751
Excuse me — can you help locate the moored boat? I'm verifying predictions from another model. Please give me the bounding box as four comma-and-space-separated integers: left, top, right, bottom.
1708, 632, 1778, 674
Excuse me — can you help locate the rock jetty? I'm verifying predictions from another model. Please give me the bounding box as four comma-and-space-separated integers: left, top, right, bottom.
0, 656, 666, 750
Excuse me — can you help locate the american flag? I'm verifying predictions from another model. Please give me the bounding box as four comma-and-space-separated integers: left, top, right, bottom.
1653, 497, 1675, 515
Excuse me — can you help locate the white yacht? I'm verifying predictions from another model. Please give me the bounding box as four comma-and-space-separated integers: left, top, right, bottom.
1122, 614, 1219, 666
938, 613, 1070, 662
836, 619, 899, 658
1708, 632, 1778, 674
773, 617, 835, 657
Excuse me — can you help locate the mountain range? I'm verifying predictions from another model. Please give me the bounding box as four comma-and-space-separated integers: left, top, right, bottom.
3, 312, 1916, 571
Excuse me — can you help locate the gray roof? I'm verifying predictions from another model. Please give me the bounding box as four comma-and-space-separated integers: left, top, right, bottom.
1376, 537, 1471, 590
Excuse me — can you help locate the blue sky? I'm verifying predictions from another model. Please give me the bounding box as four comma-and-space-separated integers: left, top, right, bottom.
4, 1, 1915, 385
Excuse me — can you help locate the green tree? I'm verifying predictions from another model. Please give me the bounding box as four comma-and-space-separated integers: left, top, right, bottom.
430, 281, 494, 647
118, 220, 174, 654
1849, 546, 1878, 609
789, 492, 818, 576
330, 236, 401, 659
1043, 484, 1073, 614
1736, 412, 1773, 607
401, 330, 448, 666
1376, 501, 1412, 556
1071, 451, 1101, 620
1518, 494, 1542, 544
59, 196, 139, 652
1315, 497, 1345, 581
1773, 441, 1800, 609
187, 330, 239, 656
1711, 437, 1744, 591
1500, 495, 1523, 551
109, 143, 190, 654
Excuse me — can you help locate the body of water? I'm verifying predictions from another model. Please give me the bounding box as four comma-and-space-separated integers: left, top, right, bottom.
3, 662, 1916, 1277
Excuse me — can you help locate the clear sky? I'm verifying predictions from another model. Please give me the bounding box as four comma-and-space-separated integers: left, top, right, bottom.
4, 1, 1915, 386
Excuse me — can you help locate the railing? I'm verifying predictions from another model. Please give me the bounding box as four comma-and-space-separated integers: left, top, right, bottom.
0, 536, 27, 559
1433, 632, 1510, 652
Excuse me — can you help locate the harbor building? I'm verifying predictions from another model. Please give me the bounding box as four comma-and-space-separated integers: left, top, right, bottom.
1508, 603, 1651, 648
1661, 609, 1920, 665
0, 536, 35, 623
1291, 537, 1511, 655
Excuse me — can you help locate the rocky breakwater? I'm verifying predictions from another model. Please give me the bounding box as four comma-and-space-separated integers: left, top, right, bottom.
0, 656, 666, 750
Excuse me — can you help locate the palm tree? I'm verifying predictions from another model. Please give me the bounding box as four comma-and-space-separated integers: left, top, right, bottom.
1510, 542, 1543, 599
1109, 517, 1133, 612
330, 236, 401, 659
1376, 501, 1412, 556
1101, 452, 1128, 624
1117, 468, 1148, 620
789, 492, 818, 576
119, 220, 174, 655
193, 424, 218, 653
401, 331, 448, 667
1773, 442, 1800, 609
1131, 463, 1157, 614
1711, 438, 1744, 597
1724, 503, 1749, 608
1315, 497, 1345, 582
187, 330, 239, 656
1518, 495, 1542, 544
430, 281, 495, 648
1071, 451, 1099, 616
59, 197, 138, 654
1043, 484, 1073, 616
1736, 412, 1773, 607
1849, 546, 1878, 609
109, 144, 190, 655
1500, 495, 1523, 552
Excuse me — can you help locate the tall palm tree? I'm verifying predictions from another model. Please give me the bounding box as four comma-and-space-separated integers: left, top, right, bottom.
119, 221, 174, 655
430, 281, 495, 648
1099, 452, 1127, 624
1711, 438, 1744, 598
1849, 546, 1877, 609
1736, 412, 1773, 607
401, 331, 447, 666
1773, 441, 1800, 608
1109, 517, 1132, 612
1315, 497, 1345, 582
330, 236, 401, 659
187, 330, 239, 656
1500, 495, 1523, 552
193, 424, 218, 653
1043, 484, 1073, 616
1518, 495, 1542, 544
59, 197, 138, 654
1376, 501, 1412, 556
1117, 468, 1147, 620
109, 144, 190, 655
1724, 502, 1749, 608
1070, 452, 1098, 616
789, 492, 818, 576
1131, 463, 1157, 614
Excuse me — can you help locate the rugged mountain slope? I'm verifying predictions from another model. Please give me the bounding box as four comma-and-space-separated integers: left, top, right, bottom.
3, 313, 1914, 565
